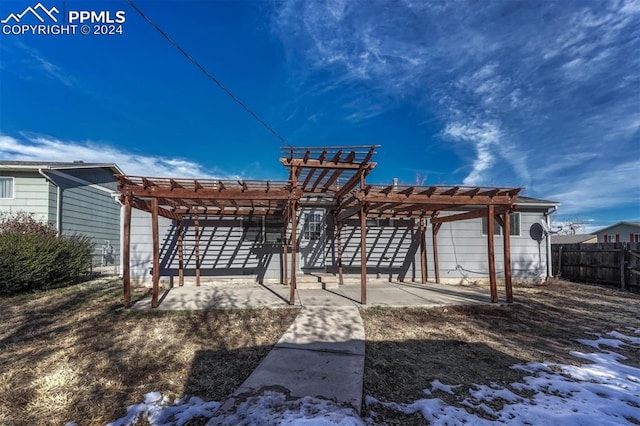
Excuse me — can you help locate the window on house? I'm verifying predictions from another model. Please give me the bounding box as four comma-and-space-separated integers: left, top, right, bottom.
482, 212, 520, 236
242, 218, 262, 242
0, 177, 14, 199
264, 217, 284, 243
632, 234, 640, 243
604, 234, 617, 243
302, 213, 323, 241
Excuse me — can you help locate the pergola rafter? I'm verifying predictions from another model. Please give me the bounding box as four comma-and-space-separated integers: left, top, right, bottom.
118, 145, 522, 308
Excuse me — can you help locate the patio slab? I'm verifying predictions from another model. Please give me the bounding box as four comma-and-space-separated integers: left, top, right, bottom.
131, 279, 498, 310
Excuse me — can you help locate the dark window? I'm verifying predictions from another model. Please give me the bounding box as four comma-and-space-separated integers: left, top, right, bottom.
242, 218, 262, 242
264, 217, 284, 243
482, 212, 520, 236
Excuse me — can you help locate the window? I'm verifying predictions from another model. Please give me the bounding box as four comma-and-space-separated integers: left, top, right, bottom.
604, 234, 618, 243
481, 212, 520, 236
264, 217, 284, 243
0, 177, 13, 199
632, 234, 640, 243
302, 213, 323, 241
242, 218, 262, 242
241, 217, 283, 243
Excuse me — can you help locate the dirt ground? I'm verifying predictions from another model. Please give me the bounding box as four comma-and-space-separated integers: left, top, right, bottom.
2, 278, 639, 425
361, 279, 640, 424
0, 278, 298, 426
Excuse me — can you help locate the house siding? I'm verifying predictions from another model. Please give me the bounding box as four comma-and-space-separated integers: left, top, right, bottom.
51, 172, 120, 266
128, 206, 550, 285
595, 224, 640, 243
427, 211, 548, 280
0, 171, 54, 223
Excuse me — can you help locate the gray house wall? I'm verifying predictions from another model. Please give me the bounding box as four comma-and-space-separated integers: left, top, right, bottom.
595, 224, 640, 243
129, 206, 551, 285
49, 171, 121, 266
0, 171, 55, 223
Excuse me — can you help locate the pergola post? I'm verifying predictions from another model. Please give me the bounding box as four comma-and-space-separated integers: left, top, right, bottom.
337, 219, 344, 285
194, 215, 200, 287
122, 195, 132, 308
289, 200, 298, 305
419, 216, 427, 284
503, 212, 513, 303
177, 218, 184, 286
487, 205, 498, 303
359, 205, 367, 304
282, 237, 288, 285
432, 220, 441, 284
151, 197, 160, 308
359, 172, 368, 304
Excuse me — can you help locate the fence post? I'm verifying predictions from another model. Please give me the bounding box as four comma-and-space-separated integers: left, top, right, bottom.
621, 243, 627, 290
557, 246, 563, 278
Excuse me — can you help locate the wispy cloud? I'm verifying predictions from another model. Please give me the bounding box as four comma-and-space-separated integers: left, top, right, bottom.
272, 0, 640, 217
0, 134, 234, 178
13, 41, 77, 87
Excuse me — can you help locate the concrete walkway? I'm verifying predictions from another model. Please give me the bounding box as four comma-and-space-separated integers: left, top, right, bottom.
217, 305, 365, 416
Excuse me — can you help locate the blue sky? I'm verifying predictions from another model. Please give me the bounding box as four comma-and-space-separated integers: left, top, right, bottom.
0, 0, 638, 230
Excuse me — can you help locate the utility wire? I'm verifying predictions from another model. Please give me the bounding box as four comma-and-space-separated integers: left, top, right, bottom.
125, 0, 291, 147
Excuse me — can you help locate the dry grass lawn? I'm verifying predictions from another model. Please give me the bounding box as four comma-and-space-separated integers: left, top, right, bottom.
361, 279, 640, 424
0, 278, 298, 426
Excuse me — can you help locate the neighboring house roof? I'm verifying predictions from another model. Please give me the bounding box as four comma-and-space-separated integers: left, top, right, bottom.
593, 221, 640, 234
551, 234, 596, 244
515, 196, 559, 206
0, 161, 123, 175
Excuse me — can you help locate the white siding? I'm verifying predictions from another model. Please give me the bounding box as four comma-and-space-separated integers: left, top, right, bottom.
128, 207, 550, 285
426, 211, 548, 280
130, 211, 283, 285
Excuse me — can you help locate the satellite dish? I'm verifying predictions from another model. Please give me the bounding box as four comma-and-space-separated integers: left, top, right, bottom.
529, 223, 545, 242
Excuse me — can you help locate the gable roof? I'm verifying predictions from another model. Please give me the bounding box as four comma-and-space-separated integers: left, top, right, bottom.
514, 195, 559, 207
0, 161, 123, 175
593, 221, 640, 235
551, 234, 596, 244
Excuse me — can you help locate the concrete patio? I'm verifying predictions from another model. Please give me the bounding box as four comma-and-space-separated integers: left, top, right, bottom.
130, 279, 498, 310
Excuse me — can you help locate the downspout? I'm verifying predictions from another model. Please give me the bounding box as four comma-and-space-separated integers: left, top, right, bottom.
112, 194, 124, 278
544, 206, 558, 279
38, 168, 61, 235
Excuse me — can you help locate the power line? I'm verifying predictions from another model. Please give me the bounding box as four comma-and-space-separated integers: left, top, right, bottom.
125, 0, 291, 147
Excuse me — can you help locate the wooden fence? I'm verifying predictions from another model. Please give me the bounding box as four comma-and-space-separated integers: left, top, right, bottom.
551, 242, 640, 291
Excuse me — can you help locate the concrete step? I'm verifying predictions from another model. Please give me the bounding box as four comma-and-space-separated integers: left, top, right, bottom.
295, 273, 339, 290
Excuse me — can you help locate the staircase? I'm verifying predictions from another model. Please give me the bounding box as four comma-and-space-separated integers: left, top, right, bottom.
295, 273, 340, 289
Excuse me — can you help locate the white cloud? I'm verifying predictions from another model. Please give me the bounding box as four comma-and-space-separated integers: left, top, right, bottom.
0, 134, 234, 178
546, 161, 640, 215
272, 0, 640, 194
443, 121, 502, 186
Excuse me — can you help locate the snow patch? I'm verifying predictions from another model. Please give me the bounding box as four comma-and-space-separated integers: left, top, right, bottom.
367, 331, 640, 425
106, 392, 220, 426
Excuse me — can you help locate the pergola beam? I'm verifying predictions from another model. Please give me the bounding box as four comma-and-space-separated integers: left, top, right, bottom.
358, 192, 516, 206
281, 159, 372, 170
430, 207, 509, 224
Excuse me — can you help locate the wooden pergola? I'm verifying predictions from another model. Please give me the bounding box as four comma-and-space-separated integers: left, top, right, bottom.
118, 145, 521, 308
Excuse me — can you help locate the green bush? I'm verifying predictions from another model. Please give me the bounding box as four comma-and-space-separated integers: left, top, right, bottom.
0, 213, 94, 295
